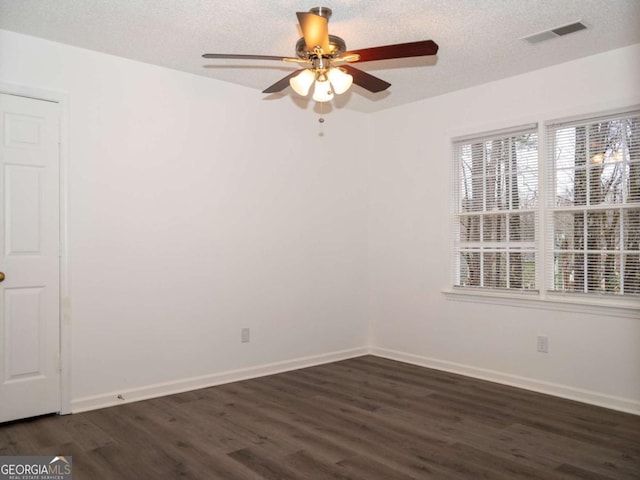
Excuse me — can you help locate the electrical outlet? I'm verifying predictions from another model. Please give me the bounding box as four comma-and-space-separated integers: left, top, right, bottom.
537, 335, 549, 353
241, 328, 250, 343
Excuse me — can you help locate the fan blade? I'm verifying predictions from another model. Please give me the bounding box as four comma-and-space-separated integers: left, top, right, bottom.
340, 65, 391, 93
341, 40, 439, 63
296, 12, 330, 54
262, 70, 306, 94
202, 53, 290, 61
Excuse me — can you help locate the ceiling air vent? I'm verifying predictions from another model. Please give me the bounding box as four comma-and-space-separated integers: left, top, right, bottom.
522, 21, 587, 44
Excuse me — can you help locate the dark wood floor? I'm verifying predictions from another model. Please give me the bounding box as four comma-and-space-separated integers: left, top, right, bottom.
1, 355, 639, 479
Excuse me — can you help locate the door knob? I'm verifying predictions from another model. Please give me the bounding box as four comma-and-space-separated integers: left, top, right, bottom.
0, 272, 5, 282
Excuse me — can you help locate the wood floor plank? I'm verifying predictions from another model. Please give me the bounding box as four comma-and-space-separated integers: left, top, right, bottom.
88, 403, 264, 480
555, 463, 620, 480
1, 355, 639, 479
283, 450, 370, 480
228, 447, 299, 480
501, 423, 640, 479
196, 385, 358, 464
224, 378, 460, 478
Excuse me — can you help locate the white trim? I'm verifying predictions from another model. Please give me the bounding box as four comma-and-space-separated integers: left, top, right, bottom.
451, 124, 540, 290
0, 81, 72, 415
442, 289, 639, 319
451, 122, 538, 144
58, 93, 72, 416
537, 120, 547, 298
445, 113, 541, 143
545, 104, 640, 128
0, 81, 66, 104
370, 347, 640, 415
71, 347, 369, 413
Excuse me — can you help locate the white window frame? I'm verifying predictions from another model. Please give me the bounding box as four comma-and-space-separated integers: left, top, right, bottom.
445, 106, 640, 319
451, 123, 540, 292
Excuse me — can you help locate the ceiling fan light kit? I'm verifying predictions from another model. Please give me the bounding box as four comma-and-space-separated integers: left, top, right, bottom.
326, 67, 353, 94
292, 65, 353, 102
312, 77, 334, 103
289, 68, 316, 96
202, 6, 439, 105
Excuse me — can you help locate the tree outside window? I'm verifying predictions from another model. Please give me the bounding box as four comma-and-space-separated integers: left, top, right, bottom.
550, 114, 640, 295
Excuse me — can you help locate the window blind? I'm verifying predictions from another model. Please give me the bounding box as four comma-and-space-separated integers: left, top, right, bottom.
453, 124, 539, 290
545, 110, 640, 296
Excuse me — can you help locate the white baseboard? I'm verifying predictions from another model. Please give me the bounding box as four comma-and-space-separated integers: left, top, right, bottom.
71, 345, 640, 416
71, 347, 369, 413
370, 347, 640, 415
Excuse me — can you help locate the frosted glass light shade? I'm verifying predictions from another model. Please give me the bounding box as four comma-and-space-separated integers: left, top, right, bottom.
289, 69, 316, 96
312, 78, 334, 102
327, 68, 353, 95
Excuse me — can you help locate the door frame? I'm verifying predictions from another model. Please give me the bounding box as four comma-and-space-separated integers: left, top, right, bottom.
0, 82, 71, 415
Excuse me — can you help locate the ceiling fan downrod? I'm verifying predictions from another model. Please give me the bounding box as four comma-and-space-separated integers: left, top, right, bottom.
309, 6, 332, 20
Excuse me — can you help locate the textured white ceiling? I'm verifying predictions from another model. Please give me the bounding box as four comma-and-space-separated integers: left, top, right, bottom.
1, 0, 639, 113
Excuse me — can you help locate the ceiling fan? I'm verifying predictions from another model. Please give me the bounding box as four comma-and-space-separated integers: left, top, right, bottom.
202, 7, 439, 103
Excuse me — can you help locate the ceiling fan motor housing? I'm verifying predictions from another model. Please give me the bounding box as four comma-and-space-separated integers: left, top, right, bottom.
295, 35, 347, 59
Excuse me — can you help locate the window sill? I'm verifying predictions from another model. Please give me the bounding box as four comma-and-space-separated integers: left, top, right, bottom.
442, 288, 639, 319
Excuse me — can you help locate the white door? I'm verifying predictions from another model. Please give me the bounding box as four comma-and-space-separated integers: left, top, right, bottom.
0, 93, 61, 423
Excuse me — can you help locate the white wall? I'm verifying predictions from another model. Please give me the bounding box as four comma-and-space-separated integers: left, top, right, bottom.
368, 43, 640, 413
0, 29, 370, 410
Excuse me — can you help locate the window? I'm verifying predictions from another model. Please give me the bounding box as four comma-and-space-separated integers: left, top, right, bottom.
452, 108, 640, 302
453, 125, 539, 291
547, 111, 640, 296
